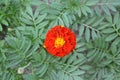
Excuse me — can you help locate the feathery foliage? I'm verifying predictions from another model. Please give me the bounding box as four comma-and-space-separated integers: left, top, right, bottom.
0, 0, 120, 80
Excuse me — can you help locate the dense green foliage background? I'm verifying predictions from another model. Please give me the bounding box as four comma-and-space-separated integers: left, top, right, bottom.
0, 0, 120, 80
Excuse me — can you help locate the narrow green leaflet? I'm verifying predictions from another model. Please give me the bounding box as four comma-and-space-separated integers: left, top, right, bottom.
114, 12, 119, 24
0, 24, 2, 31
85, 28, 90, 42
71, 70, 85, 76
86, 0, 98, 6
62, 13, 69, 27
1, 20, 9, 26
105, 33, 118, 41
79, 25, 85, 36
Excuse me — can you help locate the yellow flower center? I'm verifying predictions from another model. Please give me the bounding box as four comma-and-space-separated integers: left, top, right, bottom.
60, 25, 64, 27
43, 44, 46, 48
54, 37, 65, 48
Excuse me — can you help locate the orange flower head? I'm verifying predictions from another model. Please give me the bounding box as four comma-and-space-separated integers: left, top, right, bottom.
44, 25, 76, 57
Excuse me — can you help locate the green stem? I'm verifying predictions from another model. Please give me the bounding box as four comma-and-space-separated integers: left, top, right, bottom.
112, 24, 120, 36
22, 62, 31, 69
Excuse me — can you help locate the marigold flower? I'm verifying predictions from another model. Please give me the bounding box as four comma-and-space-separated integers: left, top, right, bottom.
44, 25, 76, 57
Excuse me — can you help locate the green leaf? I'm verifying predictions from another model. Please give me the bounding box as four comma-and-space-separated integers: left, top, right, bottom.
23, 73, 38, 80
19, 37, 26, 50
94, 6, 101, 16
92, 30, 97, 40
33, 8, 40, 18
37, 64, 49, 77
37, 21, 49, 29
114, 12, 119, 24
26, 6, 33, 17
93, 50, 104, 63
116, 20, 120, 29
67, 55, 76, 64
35, 14, 47, 25
76, 47, 86, 52
97, 23, 111, 30
15, 30, 21, 38
7, 58, 22, 68
92, 17, 104, 26
67, 66, 78, 73
79, 25, 85, 36
102, 28, 114, 33
21, 12, 32, 20
58, 17, 64, 25
85, 6, 92, 15
5, 37, 17, 49
49, 20, 58, 28
20, 17, 33, 25
87, 49, 97, 61
26, 43, 39, 58
1, 20, 9, 26
81, 6, 87, 16
78, 8, 81, 17
0, 24, 3, 31
107, 5, 116, 12
80, 65, 92, 70
58, 71, 64, 80
86, 0, 98, 6
105, 33, 117, 41
86, 17, 96, 25
85, 28, 90, 42
112, 37, 120, 46
33, 52, 41, 62
62, 13, 69, 27
0, 40, 4, 48
22, 40, 31, 56
105, 16, 112, 23
110, 45, 117, 54
101, 6, 111, 16
76, 42, 85, 48
71, 70, 85, 75
73, 76, 83, 80
64, 74, 69, 80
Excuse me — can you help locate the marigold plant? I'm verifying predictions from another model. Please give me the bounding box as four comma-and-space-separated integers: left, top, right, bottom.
0, 0, 120, 80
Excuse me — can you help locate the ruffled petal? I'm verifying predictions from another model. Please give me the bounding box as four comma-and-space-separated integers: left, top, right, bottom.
44, 25, 76, 57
